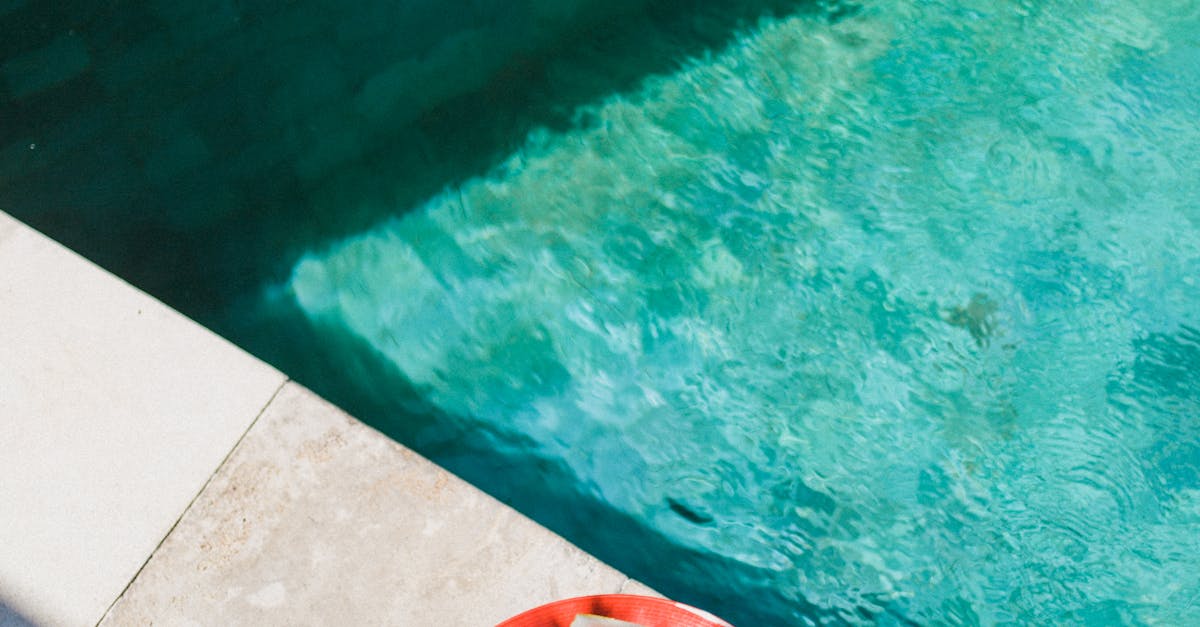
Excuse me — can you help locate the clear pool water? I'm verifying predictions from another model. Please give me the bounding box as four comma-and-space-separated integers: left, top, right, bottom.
287, 1, 1200, 624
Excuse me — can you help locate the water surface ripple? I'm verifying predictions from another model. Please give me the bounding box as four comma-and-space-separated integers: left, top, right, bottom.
289, 1, 1200, 623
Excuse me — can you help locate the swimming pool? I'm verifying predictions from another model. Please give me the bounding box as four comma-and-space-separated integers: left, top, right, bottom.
286, 1, 1200, 624
3, 0, 1198, 623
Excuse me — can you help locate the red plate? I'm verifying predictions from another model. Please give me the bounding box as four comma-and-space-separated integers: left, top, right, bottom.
497, 594, 733, 627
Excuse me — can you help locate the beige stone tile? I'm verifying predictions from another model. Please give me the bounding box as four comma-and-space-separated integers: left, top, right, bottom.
0, 211, 17, 244
0, 212, 287, 626
101, 383, 629, 627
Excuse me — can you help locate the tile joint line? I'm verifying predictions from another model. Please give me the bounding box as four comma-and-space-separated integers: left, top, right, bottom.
93, 377, 292, 627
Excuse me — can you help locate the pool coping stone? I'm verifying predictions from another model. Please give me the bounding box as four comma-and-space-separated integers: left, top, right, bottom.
0, 211, 654, 627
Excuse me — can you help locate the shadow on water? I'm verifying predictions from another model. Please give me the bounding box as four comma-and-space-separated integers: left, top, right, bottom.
2, 0, 872, 623
1, 0, 828, 327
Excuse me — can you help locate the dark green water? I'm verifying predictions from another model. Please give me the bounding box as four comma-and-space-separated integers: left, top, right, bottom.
6, 1, 1200, 625
1, 0, 802, 324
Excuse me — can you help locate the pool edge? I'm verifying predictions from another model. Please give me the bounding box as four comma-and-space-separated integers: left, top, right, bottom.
0, 210, 656, 626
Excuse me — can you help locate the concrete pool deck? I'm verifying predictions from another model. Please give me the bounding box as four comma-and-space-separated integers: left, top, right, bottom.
0, 211, 654, 626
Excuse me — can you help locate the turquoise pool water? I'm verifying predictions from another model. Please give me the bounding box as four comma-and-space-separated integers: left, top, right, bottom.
4, 0, 1197, 623
287, 1, 1200, 624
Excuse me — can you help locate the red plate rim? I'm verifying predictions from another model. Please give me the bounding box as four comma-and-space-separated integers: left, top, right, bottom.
496, 594, 733, 627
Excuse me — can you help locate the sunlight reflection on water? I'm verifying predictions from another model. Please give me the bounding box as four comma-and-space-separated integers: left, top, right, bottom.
288, 1, 1200, 623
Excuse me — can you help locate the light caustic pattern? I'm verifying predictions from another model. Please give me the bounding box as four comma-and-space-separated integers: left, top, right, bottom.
289, 1, 1200, 623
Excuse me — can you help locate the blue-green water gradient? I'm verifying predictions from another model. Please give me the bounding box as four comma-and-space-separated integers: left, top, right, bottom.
288, 1, 1200, 624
